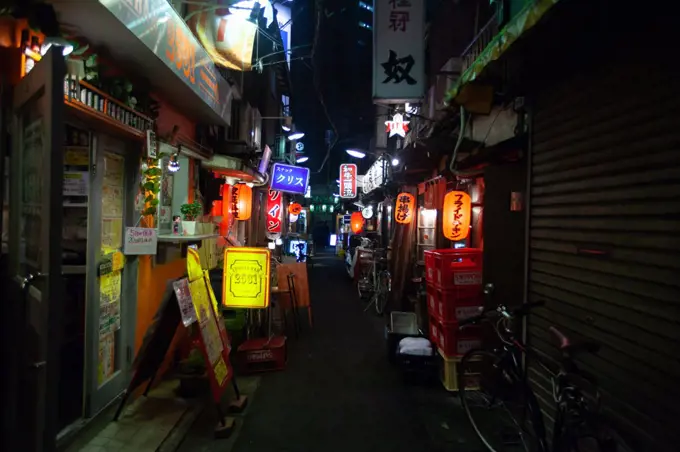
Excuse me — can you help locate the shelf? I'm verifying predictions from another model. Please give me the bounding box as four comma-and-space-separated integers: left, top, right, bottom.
64, 97, 146, 141
157, 234, 219, 244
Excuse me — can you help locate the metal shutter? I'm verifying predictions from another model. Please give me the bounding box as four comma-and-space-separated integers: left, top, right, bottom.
527, 61, 680, 451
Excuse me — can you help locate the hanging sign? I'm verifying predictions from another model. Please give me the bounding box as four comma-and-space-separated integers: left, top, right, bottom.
362, 157, 389, 194
362, 205, 374, 220
373, 0, 425, 102
339, 163, 357, 198
270, 163, 310, 195
395, 192, 415, 224
295, 142, 305, 152
385, 113, 410, 138
222, 247, 271, 309
123, 227, 158, 255
443, 191, 472, 241
266, 189, 283, 235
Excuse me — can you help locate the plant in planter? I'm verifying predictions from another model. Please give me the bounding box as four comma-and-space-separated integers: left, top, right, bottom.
180, 200, 203, 236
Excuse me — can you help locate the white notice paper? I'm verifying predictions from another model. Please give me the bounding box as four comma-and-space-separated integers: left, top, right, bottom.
123, 227, 158, 255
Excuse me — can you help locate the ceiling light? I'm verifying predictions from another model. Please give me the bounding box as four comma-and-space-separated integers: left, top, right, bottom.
287, 132, 305, 140
391, 158, 399, 166
296, 156, 309, 163
346, 149, 366, 159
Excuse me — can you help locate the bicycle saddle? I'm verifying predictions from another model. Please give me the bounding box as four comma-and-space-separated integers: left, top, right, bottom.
549, 326, 600, 356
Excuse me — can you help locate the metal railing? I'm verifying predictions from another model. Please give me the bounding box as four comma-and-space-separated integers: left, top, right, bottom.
461, 12, 499, 74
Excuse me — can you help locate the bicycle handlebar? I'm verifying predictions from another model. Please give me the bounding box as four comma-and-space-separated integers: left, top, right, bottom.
458, 301, 546, 327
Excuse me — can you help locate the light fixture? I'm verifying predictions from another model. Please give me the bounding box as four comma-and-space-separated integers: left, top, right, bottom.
287, 132, 305, 141
281, 125, 291, 132
305, 186, 311, 198
268, 241, 276, 250
346, 149, 366, 159
275, 238, 283, 245
167, 154, 180, 173
391, 157, 400, 166
322, 204, 328, 212
41, 37, 74, 57
246, 182, 254, 188
296, 156, 309, 163
362, 205, 374, 220
310, 204, 315, 211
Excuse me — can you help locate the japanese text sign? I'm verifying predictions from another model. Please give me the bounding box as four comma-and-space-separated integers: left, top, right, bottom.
222, 247, 271, 309
340, 163, 358, 198
443, 191, 472, 241
270, 163, 310, 195
101, 0, 233, 124
123, 227, 158, 255
373, 0, 425, 102
266, 190, 283, 235
362, 157, 390, 194
395, 192, 415, 224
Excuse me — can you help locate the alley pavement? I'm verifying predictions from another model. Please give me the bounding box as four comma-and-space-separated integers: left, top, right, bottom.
178, 250, 481, 452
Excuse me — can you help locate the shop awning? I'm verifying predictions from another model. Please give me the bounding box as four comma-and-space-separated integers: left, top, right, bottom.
50, 0, 233, 126
202, 154, 266, 184
445, 0, 562, 103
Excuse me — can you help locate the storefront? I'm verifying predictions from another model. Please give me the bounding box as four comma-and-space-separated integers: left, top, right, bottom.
0, 4, 235, 448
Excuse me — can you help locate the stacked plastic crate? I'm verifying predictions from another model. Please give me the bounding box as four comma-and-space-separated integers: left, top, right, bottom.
424, 248, 484, 391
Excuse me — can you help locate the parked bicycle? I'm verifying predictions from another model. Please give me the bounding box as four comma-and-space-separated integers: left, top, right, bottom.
357, 247, 392, 315
456, 286, 632, 452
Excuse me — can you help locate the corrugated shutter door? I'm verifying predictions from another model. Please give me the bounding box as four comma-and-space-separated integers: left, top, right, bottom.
527, 61, 680, 451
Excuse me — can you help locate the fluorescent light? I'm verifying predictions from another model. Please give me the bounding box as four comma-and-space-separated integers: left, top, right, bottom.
275, 238, 283, 245
268, 242, 276, 249
391, 158, 399, 166
281, 125, 291, 132
346, 149, 366, 158
288, 132, 305, 140
41, 37, 73, 56
296, 156, 309, 163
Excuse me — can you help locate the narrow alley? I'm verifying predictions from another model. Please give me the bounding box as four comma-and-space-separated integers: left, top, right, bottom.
177, 252, 461, 452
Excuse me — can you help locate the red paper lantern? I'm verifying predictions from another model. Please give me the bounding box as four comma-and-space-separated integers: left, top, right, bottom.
233, 183, 252, 220
220, 184, 233, 236
289, 202, 302, 215
350, 211, 364, 234
443, 190, 471, 241
394, 192, 415, 224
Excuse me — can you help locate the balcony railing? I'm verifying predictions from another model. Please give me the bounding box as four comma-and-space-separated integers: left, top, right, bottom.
461, 12, 499, 74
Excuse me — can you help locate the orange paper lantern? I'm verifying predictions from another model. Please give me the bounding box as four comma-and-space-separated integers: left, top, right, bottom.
394, 192, 415, 224
289, 202, 302, 215
350, 211, 364, 234
233, 183, 252, 220
443, 190, 471, 241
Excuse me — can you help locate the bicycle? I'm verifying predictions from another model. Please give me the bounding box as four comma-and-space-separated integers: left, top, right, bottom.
357, 247, 392, 315
456, 291, 633, 452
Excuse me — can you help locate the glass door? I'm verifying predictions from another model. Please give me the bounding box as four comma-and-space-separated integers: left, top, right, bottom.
7, 49, 66, 452
85, 134, 135, 415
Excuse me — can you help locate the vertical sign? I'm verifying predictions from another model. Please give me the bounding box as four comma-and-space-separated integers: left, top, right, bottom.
266, 189, 282, 235
339, 164, 357, 198
373, 0, 425, 102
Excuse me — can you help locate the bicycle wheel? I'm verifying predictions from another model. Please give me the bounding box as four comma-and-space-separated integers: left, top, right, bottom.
459, 349, 546, 452
374, 271, 390, 315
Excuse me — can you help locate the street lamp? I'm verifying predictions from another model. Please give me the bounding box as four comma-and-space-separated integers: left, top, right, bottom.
391, 157, 399, 166
346, 149, 366, 159
288, 131, 305, 141
296, 156, 309, 163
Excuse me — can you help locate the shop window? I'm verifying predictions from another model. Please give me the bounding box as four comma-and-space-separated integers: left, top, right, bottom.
416, 206, 437, 262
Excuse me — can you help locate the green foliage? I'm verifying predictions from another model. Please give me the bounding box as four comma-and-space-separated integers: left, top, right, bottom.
180, 200, 202, 221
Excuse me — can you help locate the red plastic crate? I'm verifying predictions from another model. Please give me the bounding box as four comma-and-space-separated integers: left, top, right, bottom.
426, 286, 484, 323
424, 249, 436, 284
430, 315, 482, 358
428, 248, 483, 291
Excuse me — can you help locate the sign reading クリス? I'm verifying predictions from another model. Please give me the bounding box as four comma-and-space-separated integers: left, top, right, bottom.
339, 163, 357, 198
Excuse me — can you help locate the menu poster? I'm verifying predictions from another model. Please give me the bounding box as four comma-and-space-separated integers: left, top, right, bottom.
173, 278, 198, 327
98, 333, 115, 385
99, 270, 122, 336
64, 171, 89, 196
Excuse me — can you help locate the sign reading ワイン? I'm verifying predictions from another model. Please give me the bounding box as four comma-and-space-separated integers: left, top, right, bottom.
223, 247, 271, 309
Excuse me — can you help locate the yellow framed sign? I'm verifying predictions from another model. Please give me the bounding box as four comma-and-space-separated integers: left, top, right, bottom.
223, 247, 271, 309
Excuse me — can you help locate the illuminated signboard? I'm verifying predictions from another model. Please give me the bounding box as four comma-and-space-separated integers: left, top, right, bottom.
100, 0, 232, 124
222, 247, 271, 309
270, 163, 310, 195
339, 163, 357, 198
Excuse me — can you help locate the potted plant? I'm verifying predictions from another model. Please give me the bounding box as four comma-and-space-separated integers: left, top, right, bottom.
180, 200, 202, 236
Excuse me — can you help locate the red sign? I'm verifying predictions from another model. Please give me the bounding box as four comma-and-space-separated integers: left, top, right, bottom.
266, 190, 282, 233
340, 163, 357, 198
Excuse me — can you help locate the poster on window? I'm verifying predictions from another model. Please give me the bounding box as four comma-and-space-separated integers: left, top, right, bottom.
373, 0, 425, 102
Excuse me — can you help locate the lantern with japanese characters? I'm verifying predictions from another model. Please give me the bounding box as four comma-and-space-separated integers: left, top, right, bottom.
220, 184, 234, 236
232, 183, 252, 220
289, 203, 302, 215
443, 190, 472, 241
394, 193, 415, 224
350, 211, 364, 234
